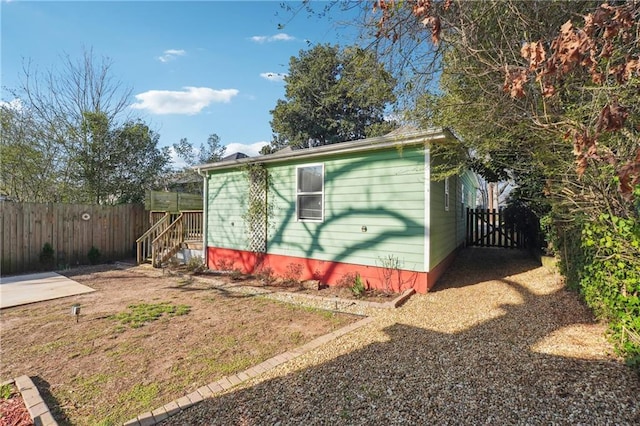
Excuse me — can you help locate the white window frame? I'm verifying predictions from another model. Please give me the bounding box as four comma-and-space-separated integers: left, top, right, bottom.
296, 163, 324, 222
444, 177, 450, 212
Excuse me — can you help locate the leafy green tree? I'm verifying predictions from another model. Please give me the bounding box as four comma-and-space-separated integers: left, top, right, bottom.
4, 48, 169, 204
172, 133, 226, 166
169, 133, 226, 194
69, 112, 170, 204
268, 44, 397, 151
369, 0, 640, 367
1, 101, 55, 201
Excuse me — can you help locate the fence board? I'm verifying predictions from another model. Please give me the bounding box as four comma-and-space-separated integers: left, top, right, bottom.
145, 190, 203, 212
466, 208, 526, 249
0, 202, 146, 275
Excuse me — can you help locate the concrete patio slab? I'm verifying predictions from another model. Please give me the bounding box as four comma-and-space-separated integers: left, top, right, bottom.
0, 272, 95, 309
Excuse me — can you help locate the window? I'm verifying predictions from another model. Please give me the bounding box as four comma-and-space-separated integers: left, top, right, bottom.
444, 177, 450, 211
296, 164, 324, 221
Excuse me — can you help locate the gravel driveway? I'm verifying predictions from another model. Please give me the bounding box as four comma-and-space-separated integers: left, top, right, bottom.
161, 248, 640, 425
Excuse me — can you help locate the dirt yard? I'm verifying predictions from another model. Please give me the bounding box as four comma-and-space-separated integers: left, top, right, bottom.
0, 265, 359, 425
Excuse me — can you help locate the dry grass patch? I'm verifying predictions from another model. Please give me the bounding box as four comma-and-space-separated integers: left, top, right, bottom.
0, 265, 358, 425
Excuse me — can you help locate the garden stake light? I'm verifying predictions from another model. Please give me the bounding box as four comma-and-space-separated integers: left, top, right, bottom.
71, 304, 81, 323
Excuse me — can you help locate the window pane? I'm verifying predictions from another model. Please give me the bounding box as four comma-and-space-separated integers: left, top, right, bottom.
298, 194, 322, 220
298, 166, 323, 193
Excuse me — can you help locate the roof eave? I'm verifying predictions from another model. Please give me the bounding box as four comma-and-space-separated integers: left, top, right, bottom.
194, 128, 455, 173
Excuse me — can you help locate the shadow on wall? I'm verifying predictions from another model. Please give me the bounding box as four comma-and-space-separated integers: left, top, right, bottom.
218, 153, 433, 290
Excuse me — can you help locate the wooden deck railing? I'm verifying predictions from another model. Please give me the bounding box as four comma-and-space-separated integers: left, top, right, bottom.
150, 211, 168, 227
142, 211, 203, 267
181, 210, 203, 241
136, 213, 171, 264
152, 214, 184, 267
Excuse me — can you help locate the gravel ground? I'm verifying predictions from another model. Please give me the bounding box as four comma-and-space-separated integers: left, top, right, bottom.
160, 248, 640, 425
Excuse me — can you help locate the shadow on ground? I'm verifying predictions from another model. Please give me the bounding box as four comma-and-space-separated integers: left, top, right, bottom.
432, 247, 539, 291
159, 248, 640, 425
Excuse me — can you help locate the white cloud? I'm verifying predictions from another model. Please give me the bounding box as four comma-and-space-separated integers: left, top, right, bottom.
130, 87, 239, 115
157, 49, 186, 63
225, 141, 269, 157
250, 33, 295, 43
270, 33, 295, 42
260, 72, 287, 83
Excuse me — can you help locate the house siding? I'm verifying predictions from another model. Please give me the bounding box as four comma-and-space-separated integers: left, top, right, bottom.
206, 169, 250, 251
266, 147, 427, 271
429, 176, 458, 270
202, 129, 479, 293
429, 169, 478, 271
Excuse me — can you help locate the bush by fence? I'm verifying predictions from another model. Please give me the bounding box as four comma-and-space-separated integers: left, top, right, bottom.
0, 202, 146, 275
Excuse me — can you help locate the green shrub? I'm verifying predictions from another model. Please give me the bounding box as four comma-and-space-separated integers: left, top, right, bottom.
88, 246, 101, 265
0, 383, 12, 400
185, 255, 205, 273
39, 242, 55, 270
350, 273, 366, 298
580, 213, 640, 369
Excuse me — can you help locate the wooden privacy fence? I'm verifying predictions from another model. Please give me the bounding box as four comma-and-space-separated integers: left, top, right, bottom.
144, 190, 202, 212
0, 202, 146, 275
466, 208, 526, 249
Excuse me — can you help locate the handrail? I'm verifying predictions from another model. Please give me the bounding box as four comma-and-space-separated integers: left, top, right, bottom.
136, 213, 171, 243
136, 213, 170, 264
136, 210, 203, 267
152, 213, 184, 267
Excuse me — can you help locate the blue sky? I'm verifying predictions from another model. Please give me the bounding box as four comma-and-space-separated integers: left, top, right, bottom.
1, 1, 363, 166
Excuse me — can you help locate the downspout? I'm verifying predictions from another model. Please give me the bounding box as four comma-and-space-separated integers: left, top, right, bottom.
196, 167, 209, 269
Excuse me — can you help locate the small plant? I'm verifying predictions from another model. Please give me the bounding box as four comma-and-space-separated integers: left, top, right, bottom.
216, 258, 235, 271
88, 246, 101, 265
350, 273, 366, 298
0, 383, 13, 400
255, 266, 277, 286
377, 254, 403, 293
312, 266, 325, 282
230, 269, 244, 281
282, 262, 303, 287
336, 272, 358, 288
109, 303, 190, 329
168, 257, 181, 269
39, 242, 55, 270
185, 255, 205, 273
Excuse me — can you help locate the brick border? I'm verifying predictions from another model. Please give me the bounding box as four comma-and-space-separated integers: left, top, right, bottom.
195, 276, 416, 312
3, 375, 59, 426
124, 316, 375, 425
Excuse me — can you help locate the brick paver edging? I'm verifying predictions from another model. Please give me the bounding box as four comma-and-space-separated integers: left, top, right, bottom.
192, 275, 416, 312
2, 375, 59, 425
124, 316, 375, 426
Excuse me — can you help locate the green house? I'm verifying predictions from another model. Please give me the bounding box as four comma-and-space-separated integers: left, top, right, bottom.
195, 128, 478, 293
